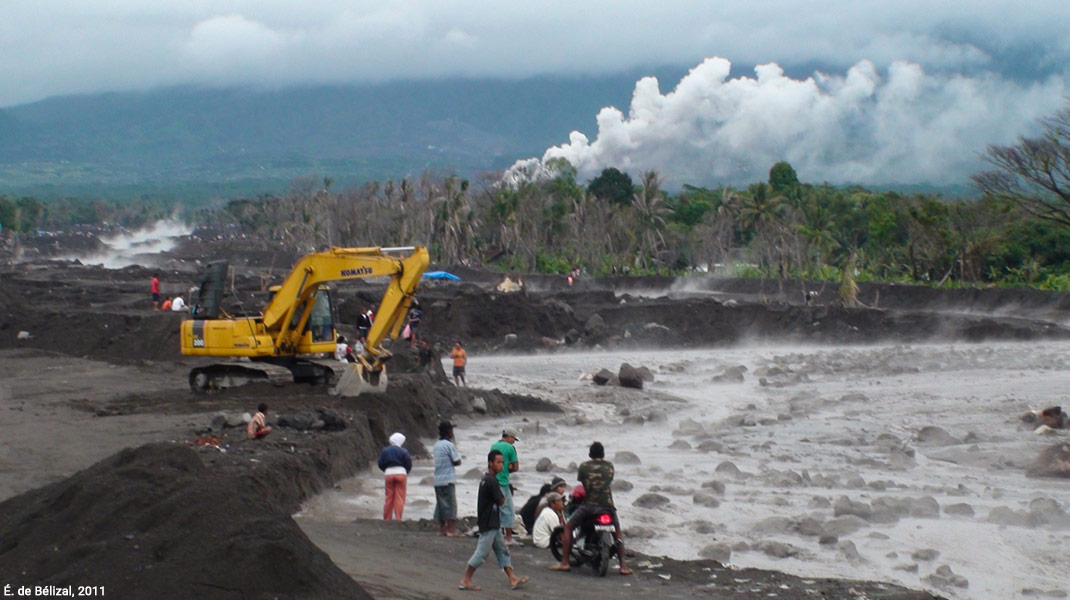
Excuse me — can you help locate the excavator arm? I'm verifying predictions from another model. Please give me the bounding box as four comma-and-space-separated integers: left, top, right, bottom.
262, 246, 428, 358
308, 246, 429, 396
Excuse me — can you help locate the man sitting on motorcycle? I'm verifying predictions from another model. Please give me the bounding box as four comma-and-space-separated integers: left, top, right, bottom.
549, 441, 632, 575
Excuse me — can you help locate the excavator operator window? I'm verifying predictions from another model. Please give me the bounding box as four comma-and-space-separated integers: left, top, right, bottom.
193, 261, 228, 320
306, 289, 335, 343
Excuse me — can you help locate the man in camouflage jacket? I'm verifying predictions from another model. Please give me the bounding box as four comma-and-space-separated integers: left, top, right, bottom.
550, 441, 632, 575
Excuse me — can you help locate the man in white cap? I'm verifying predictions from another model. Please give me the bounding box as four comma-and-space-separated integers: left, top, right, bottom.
532, 491, 566, 549
489, 427, 520, 544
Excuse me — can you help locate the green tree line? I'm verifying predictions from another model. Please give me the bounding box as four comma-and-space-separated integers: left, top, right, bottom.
199, 156, 1067, 290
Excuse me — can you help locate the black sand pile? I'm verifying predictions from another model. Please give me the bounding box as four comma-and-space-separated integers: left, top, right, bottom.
0, 442, 372, 600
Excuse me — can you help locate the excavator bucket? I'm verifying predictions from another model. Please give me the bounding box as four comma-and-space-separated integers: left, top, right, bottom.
330, 363, 388, 397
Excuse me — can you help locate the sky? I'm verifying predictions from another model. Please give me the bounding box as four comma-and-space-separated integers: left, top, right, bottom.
2, 1, 1069, 185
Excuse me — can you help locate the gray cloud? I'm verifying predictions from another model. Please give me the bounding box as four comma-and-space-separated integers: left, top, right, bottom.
1, 1, 1068, 107
1, 1, 1067, 186
506, 57, 1067, 186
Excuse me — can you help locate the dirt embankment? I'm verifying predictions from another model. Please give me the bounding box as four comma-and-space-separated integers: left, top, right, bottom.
674, 276, 1070, 319
403, 285, 1070, 355
1, 442, 369, 600
0, 375, 555, 599
6, 246, 1070, 363
452, 265, 1070, 320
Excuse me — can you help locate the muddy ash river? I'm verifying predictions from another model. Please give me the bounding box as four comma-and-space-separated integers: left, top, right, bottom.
297, 341, 1070, 599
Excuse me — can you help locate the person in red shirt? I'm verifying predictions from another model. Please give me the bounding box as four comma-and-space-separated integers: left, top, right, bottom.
151, 273, 161, 310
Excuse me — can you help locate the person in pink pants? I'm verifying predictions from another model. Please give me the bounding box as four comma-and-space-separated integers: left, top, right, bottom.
377, 432, 412, 520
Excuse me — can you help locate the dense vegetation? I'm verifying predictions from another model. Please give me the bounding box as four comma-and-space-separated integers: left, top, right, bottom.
4, 103, 1069, 291
208, 163, 1063, 288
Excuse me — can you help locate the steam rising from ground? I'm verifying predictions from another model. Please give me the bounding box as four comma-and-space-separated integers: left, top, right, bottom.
506, 57, 1067, 187
72, 220, 193, 269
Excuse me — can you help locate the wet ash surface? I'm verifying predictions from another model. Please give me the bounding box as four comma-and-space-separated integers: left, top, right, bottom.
303, 519, 935, 600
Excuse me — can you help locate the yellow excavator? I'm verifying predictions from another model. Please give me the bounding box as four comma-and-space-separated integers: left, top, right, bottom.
180, 246, 429, 396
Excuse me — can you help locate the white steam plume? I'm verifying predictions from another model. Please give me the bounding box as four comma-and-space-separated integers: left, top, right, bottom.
505, 57, 1067, 187
68, 220, 193, 269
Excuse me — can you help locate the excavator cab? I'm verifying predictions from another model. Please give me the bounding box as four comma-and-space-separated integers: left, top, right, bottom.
305, 289, 336, 344
289, 287, 337, 350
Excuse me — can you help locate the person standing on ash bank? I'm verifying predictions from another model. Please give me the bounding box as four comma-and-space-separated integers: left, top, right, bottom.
490, 427, 521, 545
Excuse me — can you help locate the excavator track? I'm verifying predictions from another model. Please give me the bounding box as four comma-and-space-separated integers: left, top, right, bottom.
303, 358, 349, 388
188, 362, 294, 393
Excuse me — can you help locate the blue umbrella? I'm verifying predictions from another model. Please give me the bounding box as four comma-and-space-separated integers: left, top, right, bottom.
422, 271, 461, 281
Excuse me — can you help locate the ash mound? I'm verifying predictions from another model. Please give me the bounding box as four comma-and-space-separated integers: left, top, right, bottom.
0, 443, 371, 599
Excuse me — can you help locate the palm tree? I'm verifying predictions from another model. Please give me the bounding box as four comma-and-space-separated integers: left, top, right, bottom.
437, 176, 478, 265
796, 198, 839, 274
737, 182, 784, 232
630, 170, 673, 269
839, 253, 861, 307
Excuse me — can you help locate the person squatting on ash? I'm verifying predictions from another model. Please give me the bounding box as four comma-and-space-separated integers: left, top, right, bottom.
246, 403, 272, 440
